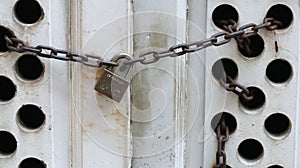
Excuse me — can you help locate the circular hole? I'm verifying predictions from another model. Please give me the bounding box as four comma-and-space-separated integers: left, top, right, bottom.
19, 157, 47, 168
239, 87, 265, 110
211, 112, 237, 134
266, 59, 292, 84
212, 58, 238, 81
0, 131, 17, 156
17, 104, 45, 130
16, 54, 44, 81
212, 4, 239, 30
268, 165, 284, 168
238, 138, 263, 161
266, 4, 293, 29
238, 34, 264, 58
264, 113, 291, 137
0, 26, 15, 52
0, 76, 16, 101
14, 0, 44, 24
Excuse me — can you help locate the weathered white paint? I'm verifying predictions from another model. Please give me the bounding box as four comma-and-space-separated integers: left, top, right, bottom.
0, 0, 298, 168
203, 1, 299, 168
0, 0, 70, 168
70, 0, 133, 167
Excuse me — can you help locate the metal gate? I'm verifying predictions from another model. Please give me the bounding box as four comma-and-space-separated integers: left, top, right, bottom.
0, 0, 298, 168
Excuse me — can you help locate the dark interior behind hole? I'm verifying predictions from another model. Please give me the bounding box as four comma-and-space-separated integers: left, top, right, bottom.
212, 58, 238, 81
19, 157, 46, 168
0, 26, 15, 52
18, 104, 45, 129
238, 139, 263, 160
14, 0, 43, 24
0, 131, 17, 155
16, 54, 44, 80
266, 4, 293, 29
212, 4, 239, 30
238, 34, 264, 58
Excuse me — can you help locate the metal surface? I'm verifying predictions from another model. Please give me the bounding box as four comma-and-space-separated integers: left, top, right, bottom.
203, 1, 299, 167
0, 0, 70, 168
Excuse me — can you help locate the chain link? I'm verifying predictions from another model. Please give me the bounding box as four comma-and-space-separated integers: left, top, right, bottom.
219, 73, 254, 101
4, 36, 118, 67
215, 118, 229, 168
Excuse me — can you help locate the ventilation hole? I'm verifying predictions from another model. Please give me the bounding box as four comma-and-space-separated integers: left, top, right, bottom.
19, 157, 47, 168
16, 54, 44, 81
212, 4, 239, 30
266, 59, 292, 84
239, 87, 265, 110
212, 58, 238, 81
238, 139, 263, 161
268, 165, 284, 168
0, 131, 17, 155
238, 34, 264, 58
0, 76, 16, 101
17, 104, 45, 130
14, 0, 44, 24
266, 4, 293, 29
0, 26, 15, 52
264, 113, 291, 137
211, 112, 237, 134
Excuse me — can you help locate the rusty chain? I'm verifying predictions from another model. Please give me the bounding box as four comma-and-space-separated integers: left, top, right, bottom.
125, 17, 281, 65
5, 17, 280, 67
4, 17, 281, 101
4, 36, 118, 68
219, 73, 254, 101
215, 118, 229, 168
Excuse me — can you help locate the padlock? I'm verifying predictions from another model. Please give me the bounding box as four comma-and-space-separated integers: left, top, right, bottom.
94, 53, 133, 102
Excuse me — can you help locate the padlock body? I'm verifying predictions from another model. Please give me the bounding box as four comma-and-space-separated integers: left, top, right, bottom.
94, 69, 130, 102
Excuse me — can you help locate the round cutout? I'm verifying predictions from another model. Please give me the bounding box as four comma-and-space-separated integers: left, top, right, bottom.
212, 4, 239, 30
0, 76, 16, 101
238, 138, 264, 161
0, 131, 17, 156
239, 87, 265, 110
212, 58, 238, 81
0, 26, 15, 52
19, 157, 46, 168
211, 112, 237, 135
266, 4, 293, 29
14, 0, 44, 24
267, 165, 284, 168
238, 34, 264, 58
264, 113, 291, 138
16, 54, 44, 81
266, 59, 292, 84
17, 104, 45, 130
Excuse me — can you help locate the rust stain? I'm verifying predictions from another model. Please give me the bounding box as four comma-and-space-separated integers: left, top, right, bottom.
112, 109, 121, 115
95, 68, 105, 82
87, 123, 95, 128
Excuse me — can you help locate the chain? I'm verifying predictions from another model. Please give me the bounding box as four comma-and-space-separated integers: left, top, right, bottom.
125, 17, 282, 65
215, 118, 229, 168
4, 36, 118, 67
4, 18, 280, 101
5, 17, 281, 67
219, 73, 254, 101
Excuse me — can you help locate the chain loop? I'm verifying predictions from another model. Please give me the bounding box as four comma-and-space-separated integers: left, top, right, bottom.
215, 118, 229, 168
219, 73, 254, 101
